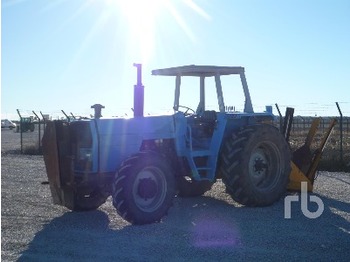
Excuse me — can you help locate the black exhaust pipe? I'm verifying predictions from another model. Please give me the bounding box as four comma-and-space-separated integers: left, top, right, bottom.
133, 63, 144, 117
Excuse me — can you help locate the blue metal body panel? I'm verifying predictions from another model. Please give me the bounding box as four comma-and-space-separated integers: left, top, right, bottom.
173, 112, 229, 180
75, 110, 274, 182
224, 111, 275, 134
90, 115, 177, 173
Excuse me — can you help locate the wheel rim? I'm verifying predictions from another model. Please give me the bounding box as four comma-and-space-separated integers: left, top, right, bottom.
248, 141, 282, 190
132, 166, 167, 212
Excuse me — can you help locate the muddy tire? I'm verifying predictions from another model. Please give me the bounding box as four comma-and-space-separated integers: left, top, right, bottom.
220, 124, 291, 206
177, 176, 213, 197
73, 191, 108, 211
112, 152, 176, 225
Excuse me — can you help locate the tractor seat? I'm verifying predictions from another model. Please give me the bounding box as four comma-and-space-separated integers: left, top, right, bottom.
191, 111, 217, 139
199, 110, 217, 123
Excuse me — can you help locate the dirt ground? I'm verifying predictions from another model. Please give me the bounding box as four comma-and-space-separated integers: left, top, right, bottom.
1, 128, 350, 261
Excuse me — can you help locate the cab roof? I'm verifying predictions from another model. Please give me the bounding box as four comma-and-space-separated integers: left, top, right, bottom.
152, 65, 245, 77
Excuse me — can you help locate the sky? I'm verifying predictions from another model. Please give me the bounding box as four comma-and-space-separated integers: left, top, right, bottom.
1, 0, 350, 120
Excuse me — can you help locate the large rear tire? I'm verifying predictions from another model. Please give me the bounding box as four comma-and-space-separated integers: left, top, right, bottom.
220, 124, 291, 206
112, 152, 176, 224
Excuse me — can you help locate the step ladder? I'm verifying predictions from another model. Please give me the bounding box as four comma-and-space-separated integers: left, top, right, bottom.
185, 126, 215, 180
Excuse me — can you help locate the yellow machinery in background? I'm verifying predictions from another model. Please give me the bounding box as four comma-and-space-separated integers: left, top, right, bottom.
286, 114, 337, 192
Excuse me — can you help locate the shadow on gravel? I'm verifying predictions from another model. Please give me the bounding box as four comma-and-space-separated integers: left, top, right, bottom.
18, 211, 112, 261
17, 197, 244, 261
17, 193, 350, 261
321, 194, 350, 232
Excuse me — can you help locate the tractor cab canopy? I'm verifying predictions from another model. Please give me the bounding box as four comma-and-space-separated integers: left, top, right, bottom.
152, 65, 254, 114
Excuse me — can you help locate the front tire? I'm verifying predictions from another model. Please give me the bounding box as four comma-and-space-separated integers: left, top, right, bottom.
220, 124, 291, 206
112, 152, 176, 224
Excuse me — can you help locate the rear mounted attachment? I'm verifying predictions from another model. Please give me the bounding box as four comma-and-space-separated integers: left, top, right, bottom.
284, 109, 337, 192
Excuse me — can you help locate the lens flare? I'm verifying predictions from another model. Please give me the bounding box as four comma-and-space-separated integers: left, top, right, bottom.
191, 217, 241, 248
103, 0, 211, 64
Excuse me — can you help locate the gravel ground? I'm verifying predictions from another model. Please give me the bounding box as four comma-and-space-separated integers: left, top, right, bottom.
1, 129, 350, 261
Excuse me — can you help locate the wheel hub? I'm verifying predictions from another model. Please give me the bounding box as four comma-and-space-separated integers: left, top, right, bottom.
249, 149, 270, 187
254, 158, 268, 173
250, 150, 268, 175
137, 178, 157, 200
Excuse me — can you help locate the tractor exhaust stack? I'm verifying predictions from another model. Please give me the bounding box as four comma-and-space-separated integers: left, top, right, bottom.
133, 63, 144, 117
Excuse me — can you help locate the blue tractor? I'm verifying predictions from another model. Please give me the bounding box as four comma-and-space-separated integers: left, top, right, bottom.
43, 64, 291, 224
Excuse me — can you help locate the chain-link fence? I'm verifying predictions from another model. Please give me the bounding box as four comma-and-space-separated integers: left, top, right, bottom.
15, 110, 50, 155
13, 108, 350, 170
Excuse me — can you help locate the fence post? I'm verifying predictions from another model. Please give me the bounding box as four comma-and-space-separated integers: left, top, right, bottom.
61, 110, 71, 122
32, 111, 41, 152
40, 111, 47, 134
275, 103, 283, 131
70, 112, 76, 120
16, 109, 23, 154
335, 102, 343, 164
322, 118, 325, 133
300, 116, 305, 134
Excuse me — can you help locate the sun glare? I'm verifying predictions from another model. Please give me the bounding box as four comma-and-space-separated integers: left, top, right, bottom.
104, 0, 166, 63
106, 0, 164, 16
102, 0, 211, 64
37, 0, 211, 66
4, 0, 211, 65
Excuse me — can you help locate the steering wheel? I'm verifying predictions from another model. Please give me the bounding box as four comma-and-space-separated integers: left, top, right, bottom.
177, 105, 195, 116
